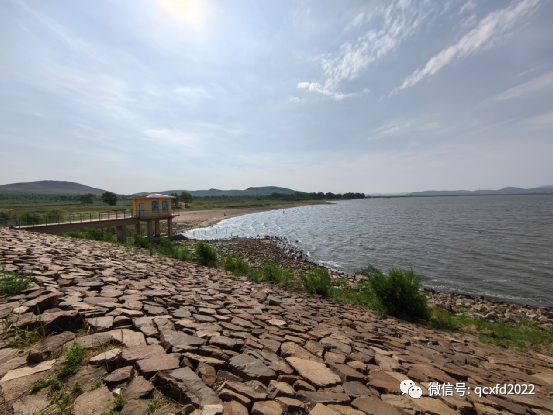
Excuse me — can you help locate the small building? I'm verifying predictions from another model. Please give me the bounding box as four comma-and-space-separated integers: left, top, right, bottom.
128, 194, 176, 240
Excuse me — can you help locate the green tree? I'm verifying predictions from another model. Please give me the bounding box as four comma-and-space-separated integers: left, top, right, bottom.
180, 192, 194, 208
78, 193, 95, 205
170, 193, 179, 208
101, 191, 117, 206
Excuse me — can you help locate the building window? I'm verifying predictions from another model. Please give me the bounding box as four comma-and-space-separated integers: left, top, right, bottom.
162, 201, 169, 212
152, 201, 159, 213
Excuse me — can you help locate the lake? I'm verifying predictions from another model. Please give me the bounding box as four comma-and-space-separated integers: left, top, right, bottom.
182, 195, 553, 307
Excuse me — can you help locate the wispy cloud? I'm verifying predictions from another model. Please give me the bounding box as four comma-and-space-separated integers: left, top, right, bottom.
298, 1, 438, 100
493, 70, 553, 100
393, 0, 540, 95
142, 129, 204, 156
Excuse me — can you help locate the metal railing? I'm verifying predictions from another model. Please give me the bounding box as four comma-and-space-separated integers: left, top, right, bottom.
1, 208, 180, 228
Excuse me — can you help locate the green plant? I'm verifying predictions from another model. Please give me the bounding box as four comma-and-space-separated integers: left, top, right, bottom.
0, 266, 33, 296
18, 211, 42, 225
130, 234, 153, 250
223, 256, 251, 277
91, 379, 103, 390
148, 401, 162, 414
157, 238, 190, 261
359, 265, 429, 320
262, 261, 283, 284
113, 394, 126, 412
194, 241, 217, 267
300, 268, 333, 297
0, 210, 10, 222
58, 341, 86, 377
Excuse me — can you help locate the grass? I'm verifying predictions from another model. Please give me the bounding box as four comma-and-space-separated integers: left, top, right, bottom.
429, 308, 553, 352
101, 394, 126, 415
32, 341, 86, 393
0, 266, 33, 296
195, 241, 218, 267
58, 228, 117, 243
1, 317, 47, 348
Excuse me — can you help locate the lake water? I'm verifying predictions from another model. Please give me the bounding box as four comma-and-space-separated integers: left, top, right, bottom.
182, 195, 553, 307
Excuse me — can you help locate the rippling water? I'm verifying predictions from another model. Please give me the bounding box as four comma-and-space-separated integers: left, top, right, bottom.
183, 195, 553, 307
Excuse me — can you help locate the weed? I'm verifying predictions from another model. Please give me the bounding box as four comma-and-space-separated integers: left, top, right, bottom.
5, 320, 47, 348
0, 266, 33, 296
300, 268, 333, 297
72, 381, 83, 395
58, 341, 86, 377
148, 401, 162, 414
223, 256, 250, 277
262, 261, 283, 284
59, 228, 117, 243
130, 234, 153, 250
91, 379, 103, 390
194, 241, 217, 267
157, 238, 190, 261
113, 394, 126, 411
358, 265, 429, 320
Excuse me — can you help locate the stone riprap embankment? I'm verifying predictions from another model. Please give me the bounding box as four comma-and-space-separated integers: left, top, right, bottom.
0, 228, 552, 415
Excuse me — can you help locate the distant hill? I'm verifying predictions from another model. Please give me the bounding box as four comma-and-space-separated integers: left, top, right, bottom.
133, 186, 300, 197
409, 186, 553, 196
0, 180, 107, 195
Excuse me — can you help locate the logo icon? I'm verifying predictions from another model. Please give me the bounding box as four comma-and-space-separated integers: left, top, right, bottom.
400, 379, 422, 399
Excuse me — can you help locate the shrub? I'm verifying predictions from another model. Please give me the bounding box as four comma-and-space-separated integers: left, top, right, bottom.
19, 211, 42, 225
223, 257, 250, 276
157, 238, 190, 261
45, 209, 63, 221
300, 268, 333, 297
358, 265, 429, 320
58, 341, 86, 377
262, 261, 283, 284
0, 266, 32, 296
0, 210, 10, 222
131, 234, 153, 250
195, 241, 217, 267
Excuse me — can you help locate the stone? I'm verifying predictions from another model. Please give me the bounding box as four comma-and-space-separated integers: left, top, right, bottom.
343, 381, 371, 397
89, 348, 122, 367
218, 389, 252, 409
328, 405, 365, 415
174, 308, 192, 319
329, 364, 365, 383
39, 309, 82, 332
120, 399, 151, 415
106, 328, 146, 347
153, 367, 222, 408
225, 381, 268, 402
73, 386, 113, 415
275, 397, 306, 413
86, 316, 114, 332
23, 292, 60, 313
76, 332, 118, 348
161, 330, 206, 353
285, 357, 341, 388
11, 389, 50, 415
294, 379, 316, 392
137, 353, 181, 378
183, 353, 227, 371
309, 403, 341, 415
367, 371, 402, 395
195, 362, 217, 387
351, 396, 403, 415
65, 365, 108, 392
210, 336, 244, 352
229, 354, 277, 384
267, 380, 296, 399
27, 331, 75, 362
103, 365, 134, 386
319, 338, 351, 354
297, 392, 350, 405
281, 342, 322, 362
124, 375, 155, 400
144, 304, 168, 316
202, 404, 224, 415
408, 396, 459, 415
223, 401, 249, 415
1, 360, 56, 382
251, 400, 283, 415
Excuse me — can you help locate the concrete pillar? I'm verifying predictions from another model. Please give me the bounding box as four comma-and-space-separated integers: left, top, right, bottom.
135, 223, 140, 236
147, 220, 153, 242
154, 220, 160, 237
167, 218, 173, 237
116, 225, 127, 244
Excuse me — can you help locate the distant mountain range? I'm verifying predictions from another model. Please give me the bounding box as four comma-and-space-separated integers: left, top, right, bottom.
0, 180, 107, 195
407, 186, 553, 196
132, 186, 299, 197
0, 181, 300, 197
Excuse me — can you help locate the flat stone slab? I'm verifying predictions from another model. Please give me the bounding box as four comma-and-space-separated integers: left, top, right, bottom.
27, 331, 75, 362
229, 354, 277, 385
285, 357, 341, 388
1, 360, 56, 383
73, 385, 113, 415
154, 367, 222, 408
351, 396, 403, 415
160, 330, 206, 352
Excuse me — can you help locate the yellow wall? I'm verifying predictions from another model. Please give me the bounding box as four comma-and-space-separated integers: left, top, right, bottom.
132, 197, 173, 217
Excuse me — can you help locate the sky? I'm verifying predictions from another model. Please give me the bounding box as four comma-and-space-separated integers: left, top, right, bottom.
1, 0, 552, 194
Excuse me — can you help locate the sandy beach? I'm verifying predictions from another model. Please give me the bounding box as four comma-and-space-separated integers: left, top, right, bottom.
172, 201, 329, 229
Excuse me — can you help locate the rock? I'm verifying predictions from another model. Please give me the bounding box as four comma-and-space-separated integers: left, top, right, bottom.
319, 338, 351, 354
251, 400, 283, 415
89, 348, 122, 367
195, 362, 217, 387
65, 365, 108, 392
0, 360, 56, 382
408, 396, 459, 415
39, 309, 82, 332
154, 367, 222, 408
329, 364, 365, 383
106, 328, 146, 347
120, 399, 151, 415
218, 389, 252, 409
183, 353, 227, 371
223, 401, 249, 415
285, 357, 341, 388
328, 405, 365, 415
210, 336, 244, 352
73, 386, 114, 415
293, 379, 316, 392
225, 381, 268, 402
281, 342, 322, 362
202, 404, 224, 415
124, 375, 155, 400
367, 371, 402, 395
229, 354, 277, 384
11, 389, 50, 415
267, 380, 295, 399
136, 352, 180, 378
343, 381, 371, 397
297, 392, 351, 405
27, 331, 75, 362
351, 396, 403, 415
23, 292, 60, 313
274, 397, 306, 413
309, 403, 341, 415
103, 365, 134, 386
86, 316, 114, 332
161, 330, 206, 353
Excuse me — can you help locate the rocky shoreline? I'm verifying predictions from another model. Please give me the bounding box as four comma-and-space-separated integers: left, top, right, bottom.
1, 227, 552, 415
174, 236, 553, 331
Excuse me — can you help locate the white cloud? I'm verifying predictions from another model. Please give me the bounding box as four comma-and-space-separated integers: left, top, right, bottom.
345, 12, 371, 30
299, 1, 437, 100
142, 129, 204, 156
523, 110, 553, 129
459, 0, 477, 14
493, 71, 553, 100
393, 0, 540, 94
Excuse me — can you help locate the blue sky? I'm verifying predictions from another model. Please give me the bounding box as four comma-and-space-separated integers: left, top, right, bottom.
1, 0, 552, 194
